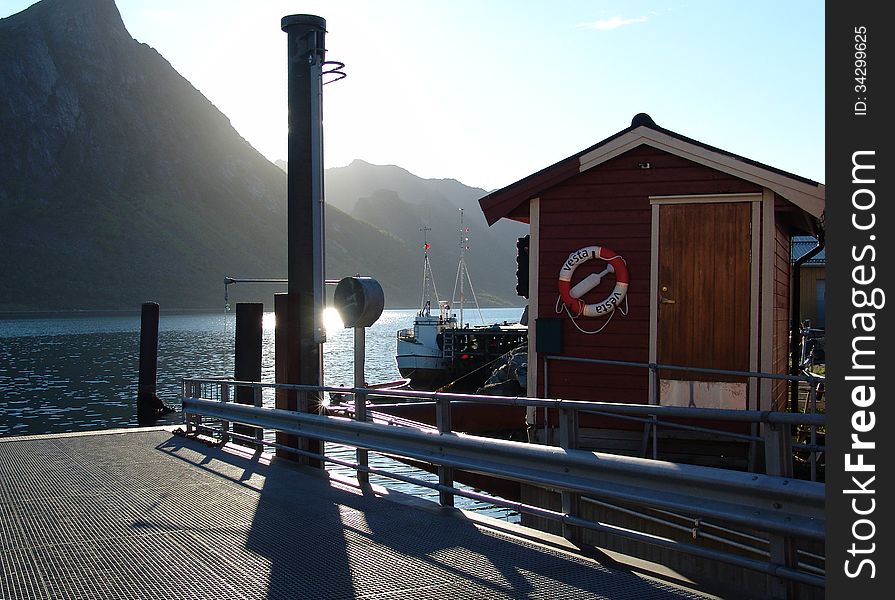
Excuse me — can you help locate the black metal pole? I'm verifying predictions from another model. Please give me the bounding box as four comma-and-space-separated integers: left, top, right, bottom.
276, 14, 327, 465
282, 14, 326, 313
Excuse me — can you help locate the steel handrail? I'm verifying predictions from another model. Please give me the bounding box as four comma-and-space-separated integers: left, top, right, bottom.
181, 377, 826, 588
543, 354, 825, 383
181, 394, 824, 540
184, 419, 824, 589
182, 377, 825, 427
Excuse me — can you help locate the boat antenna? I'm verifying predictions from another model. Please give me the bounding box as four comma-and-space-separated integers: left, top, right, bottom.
419, 227, 440, 315
451, 208, 485, 326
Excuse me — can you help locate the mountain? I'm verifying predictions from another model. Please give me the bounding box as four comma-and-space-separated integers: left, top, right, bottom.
0, 0, 288, 311
328, 160, 527, 308
0, 0, 524, 312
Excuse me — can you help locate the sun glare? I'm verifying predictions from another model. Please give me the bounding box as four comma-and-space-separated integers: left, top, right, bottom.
260, 309, 343, 332
323, 307, 344, 332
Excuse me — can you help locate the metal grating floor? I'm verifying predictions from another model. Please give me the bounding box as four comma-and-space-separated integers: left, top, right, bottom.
0, 429, 713, 599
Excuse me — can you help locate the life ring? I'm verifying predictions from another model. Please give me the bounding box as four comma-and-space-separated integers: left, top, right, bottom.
558, 246, 629, 317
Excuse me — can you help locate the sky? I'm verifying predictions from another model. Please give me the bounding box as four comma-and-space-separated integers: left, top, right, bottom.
1, 0, 824, 192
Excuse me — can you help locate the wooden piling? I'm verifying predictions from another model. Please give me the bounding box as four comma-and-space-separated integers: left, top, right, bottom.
137, 302, 164, 421
234, 303, 264, 447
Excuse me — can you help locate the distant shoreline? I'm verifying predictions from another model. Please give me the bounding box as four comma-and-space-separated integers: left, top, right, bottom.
0, 308, 223, 320
0, 306, 516, 320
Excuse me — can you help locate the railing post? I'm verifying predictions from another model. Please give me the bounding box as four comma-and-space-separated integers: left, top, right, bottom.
185, 380, 201, 433
639, 421, 651, 458
558, 405, 579, 541
807, 381, 818, 482
354, 326, 369, 484
650, 363, 661, 461
254, 386, 264, 447
764, 422, 797, 599
220, 383, 230, 444
748, 422, 759, 473
182, 380, 191, 433
436, 396, 454, 507
748, 372, 759, 472
542, 357, 549, 444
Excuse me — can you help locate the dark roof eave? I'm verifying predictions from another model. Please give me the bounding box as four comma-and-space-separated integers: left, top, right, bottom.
479, 156, 579, 226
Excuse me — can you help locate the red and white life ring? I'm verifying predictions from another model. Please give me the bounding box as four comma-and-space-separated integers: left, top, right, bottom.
558, 246, 629, 317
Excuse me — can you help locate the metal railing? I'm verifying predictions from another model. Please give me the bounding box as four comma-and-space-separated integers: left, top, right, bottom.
181, 377, 824, 592
543, 355, 825, 481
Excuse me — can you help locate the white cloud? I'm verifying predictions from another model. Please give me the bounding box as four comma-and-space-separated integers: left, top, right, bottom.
576, 15, 649, 30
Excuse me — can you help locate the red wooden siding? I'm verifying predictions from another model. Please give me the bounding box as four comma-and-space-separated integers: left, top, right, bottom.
772, 219, 792, 410
536, 145, 761, 402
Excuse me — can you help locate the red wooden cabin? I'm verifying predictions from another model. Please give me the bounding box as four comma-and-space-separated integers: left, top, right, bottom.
479, 114, 824, 416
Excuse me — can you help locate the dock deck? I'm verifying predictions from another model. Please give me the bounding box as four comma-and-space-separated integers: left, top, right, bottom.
1, 428, 714, 599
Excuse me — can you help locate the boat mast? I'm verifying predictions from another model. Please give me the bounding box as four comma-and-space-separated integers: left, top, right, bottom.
458, 211, 465, 326
452, 208, 485, 326
419, 226, 440, 316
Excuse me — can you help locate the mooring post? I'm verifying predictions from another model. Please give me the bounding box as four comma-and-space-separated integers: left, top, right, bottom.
137, 302, 161, 421
235, 303, 263, 448
275, 14, 327, 467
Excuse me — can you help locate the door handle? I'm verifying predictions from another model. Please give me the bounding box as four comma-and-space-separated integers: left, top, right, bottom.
660, 285, 675, 304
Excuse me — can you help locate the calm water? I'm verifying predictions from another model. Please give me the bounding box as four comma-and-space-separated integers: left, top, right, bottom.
0, 307, 525, 520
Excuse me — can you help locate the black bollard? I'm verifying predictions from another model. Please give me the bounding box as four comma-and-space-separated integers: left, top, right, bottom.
234, 303, 263, 446
137, 302, 171, 421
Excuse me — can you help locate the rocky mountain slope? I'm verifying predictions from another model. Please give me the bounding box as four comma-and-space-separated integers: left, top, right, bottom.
321, 160, 526, 308
0, 0, 525, 312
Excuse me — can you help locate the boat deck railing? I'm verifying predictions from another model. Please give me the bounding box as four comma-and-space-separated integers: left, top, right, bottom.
181, 377, 825, 591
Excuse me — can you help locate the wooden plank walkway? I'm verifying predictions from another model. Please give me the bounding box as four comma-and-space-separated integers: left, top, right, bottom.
1, 428, 716, 599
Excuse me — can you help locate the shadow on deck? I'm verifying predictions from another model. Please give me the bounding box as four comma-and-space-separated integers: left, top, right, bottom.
0, 428, 716, 599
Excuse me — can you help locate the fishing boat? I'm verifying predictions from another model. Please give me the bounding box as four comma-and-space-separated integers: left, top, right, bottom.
395, 210, 527, 392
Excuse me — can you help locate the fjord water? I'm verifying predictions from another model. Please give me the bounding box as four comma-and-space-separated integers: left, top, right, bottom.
0, 307, 524, 436
0, 307, 525, 520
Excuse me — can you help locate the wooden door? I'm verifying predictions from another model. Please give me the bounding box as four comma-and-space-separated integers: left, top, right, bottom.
657, 202, 752, 406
